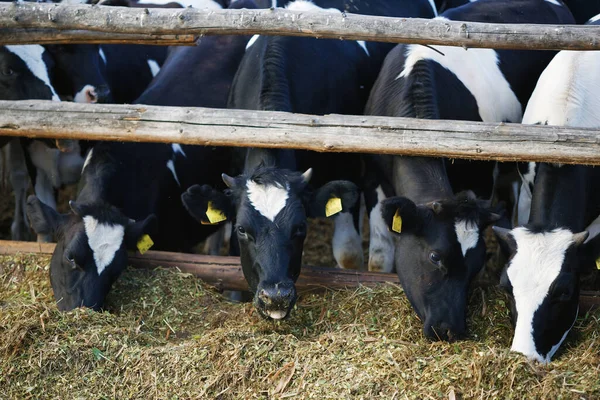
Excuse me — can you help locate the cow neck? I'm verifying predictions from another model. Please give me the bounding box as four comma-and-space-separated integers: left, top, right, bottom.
529, 164, 600, 231
392, 156, 453, 204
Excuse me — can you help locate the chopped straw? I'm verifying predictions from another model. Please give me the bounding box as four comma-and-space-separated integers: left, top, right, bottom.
1, 251, 599, 399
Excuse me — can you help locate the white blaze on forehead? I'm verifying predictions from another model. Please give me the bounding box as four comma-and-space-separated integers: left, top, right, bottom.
5, 45, 60, 101
397, 40, 522, 123
147, 59, 160, 77
83, 216, 125, 275
508, 227, 575, 362
246, 180, 289, 222
454, 219, 479, 257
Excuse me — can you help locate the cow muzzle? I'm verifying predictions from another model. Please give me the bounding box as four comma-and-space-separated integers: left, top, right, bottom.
254, 281, 296, 320
423, 317, 466, 342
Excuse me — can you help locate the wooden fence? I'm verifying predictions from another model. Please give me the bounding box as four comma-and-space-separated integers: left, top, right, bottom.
1, 2, 600, 300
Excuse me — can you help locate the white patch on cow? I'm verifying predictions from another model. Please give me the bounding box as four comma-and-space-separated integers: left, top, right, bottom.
454, 219, 479, 257
508, 227, 575, 362
99, 48, 107, 65
137, 0, 222, 8
5, 45, 60, 101
397, 42, 522, 123
523, 50, 600, 128
517, 162, 536, 226
83, 216, 125, 275
584, 214, 600, 243
246, 180, 289, 222
74, 84, 96, 103
368, 186, 395, 273
268, 310, 287, 320
166, 159, 180, 186
285, 0, 340, 13
427, 0, 437, 16
589, 13, 600, 23
82, 148, 94, 173
147, 59, 161, 77
356, 41, 369, 56
332, 211, 364, 270
245, 34, 260, 50
172, 143, 187, 157
544, 0, 561, 6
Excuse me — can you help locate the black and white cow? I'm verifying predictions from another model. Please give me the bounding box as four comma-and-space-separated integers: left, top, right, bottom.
24, 0, 256, 310
364, 0, 574, 340
180, 0, 437, 320
493, 39, 600, 363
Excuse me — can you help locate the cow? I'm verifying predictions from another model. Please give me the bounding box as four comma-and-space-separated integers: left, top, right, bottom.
180, 0, 437, 320
24, 0, 257, 311
364, 0, 575, 340
493, 29, 600, 362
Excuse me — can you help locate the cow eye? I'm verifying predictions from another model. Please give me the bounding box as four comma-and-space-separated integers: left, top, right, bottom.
1, 68, 14, 77
429, 251, 442, 265
237, 225, 247, 236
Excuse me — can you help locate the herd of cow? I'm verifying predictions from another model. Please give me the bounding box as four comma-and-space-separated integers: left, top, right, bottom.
1, 0, 600, 365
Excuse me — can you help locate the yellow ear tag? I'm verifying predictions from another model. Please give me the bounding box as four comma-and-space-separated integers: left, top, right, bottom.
137, 234, 154, 255
205, 201, 227, 224
325, 197, 343, 217
596, 257, 600, 271
392, 209, 402, 233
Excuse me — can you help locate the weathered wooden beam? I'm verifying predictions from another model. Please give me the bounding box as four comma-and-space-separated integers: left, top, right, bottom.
1, 2, 600, 50
2, 240, 598, 310
0, 240, 400, 292
1, 100, 600, 165
0, 28, 197, 46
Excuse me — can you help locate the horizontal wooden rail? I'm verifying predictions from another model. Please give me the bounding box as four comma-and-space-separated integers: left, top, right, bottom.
1, 240, 598, 310
0, 240, 400, 292
2, 100, 600, 165
1, 2, 600, 49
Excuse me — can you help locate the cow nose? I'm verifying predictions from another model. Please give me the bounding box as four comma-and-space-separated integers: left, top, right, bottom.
256, 283, 296, 320
424, 320, 465, 342
95, 85, 112, 103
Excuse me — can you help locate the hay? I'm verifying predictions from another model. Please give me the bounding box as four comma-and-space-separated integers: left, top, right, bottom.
1, 253, 599, 399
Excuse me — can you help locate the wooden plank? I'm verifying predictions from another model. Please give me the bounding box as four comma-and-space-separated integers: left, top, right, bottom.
0, 240, 400, 292
2, 100, 600, 165
1, 2, 600, 50
0, 28, 197, 45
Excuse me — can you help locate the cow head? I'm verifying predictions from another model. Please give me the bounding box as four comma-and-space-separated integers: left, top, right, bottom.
493, 225, 597, 363
26, 195, 156, 311
380, 191, 500, 340
44, 44, 112, 103
0, 45, 60, 101
182, 166, 359, 320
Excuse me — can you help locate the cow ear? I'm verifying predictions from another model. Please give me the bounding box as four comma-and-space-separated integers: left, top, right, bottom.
182, 184, 234, 225
306, 180, 359, 218
124, 214, 157, 250
25, 195, 67, 235
380, 196, 421, 235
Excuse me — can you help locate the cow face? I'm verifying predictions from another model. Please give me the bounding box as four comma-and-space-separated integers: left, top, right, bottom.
44, 44, 112, 103
26, 195, 156, 311
0, 45, 60, 101
380, 191, 499, 341
493, 226, 591, 363
182, 166, 359, 320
